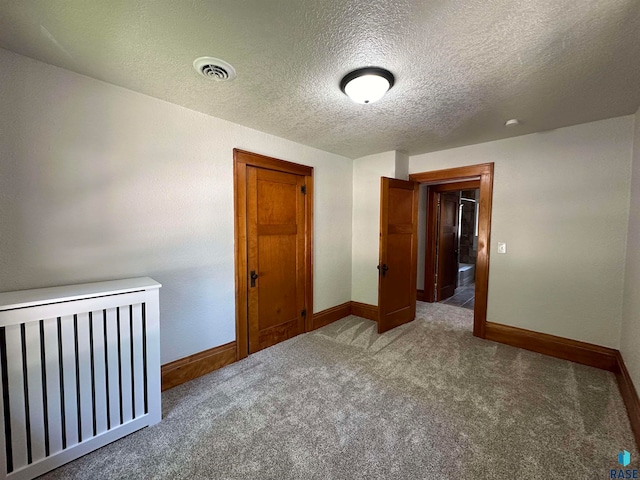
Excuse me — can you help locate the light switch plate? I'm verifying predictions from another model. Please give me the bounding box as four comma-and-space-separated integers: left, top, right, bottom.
497, 242, 507, 254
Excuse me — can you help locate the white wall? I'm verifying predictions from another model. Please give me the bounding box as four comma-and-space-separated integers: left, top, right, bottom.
3, 46, 635, 365
0, 48, 353, 364
410, 117, 634, 348
350, 150, 411, 305
351, 151, 396, 305
395, 151, 409, 181
621, 108, 640, 388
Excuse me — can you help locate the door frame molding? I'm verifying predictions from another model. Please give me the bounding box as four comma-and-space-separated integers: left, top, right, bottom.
425, 180, 480, 303
409, 163, 494, 338
233, 149, 314, 360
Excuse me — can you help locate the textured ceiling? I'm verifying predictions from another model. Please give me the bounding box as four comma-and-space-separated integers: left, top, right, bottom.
1, 0, 639, 159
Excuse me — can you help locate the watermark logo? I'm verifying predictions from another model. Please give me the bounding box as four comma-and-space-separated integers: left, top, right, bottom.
611, 450, 638, 479
620, 451, 632, 467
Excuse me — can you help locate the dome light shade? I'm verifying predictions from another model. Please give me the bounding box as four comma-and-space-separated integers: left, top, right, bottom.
340, 67, 395, 104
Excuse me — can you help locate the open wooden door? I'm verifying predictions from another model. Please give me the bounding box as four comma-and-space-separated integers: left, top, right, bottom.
436, 192, 460, 301
378, 177, 419, 334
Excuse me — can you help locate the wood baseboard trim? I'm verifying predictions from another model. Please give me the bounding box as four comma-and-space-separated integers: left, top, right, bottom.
615, 352, 640, 449
161, 341, 237, 391
311, 301, 380, 329
164, 309, 639, 448
350, 301, 379, 321
311, 302, 351, 330
160, 306, 639, 450
162, 300, 378, 391
485, 322, 618, 372
416, 289, 425, 302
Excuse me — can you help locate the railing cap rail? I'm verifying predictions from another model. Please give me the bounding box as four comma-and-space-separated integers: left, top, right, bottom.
0, 277, 161, 312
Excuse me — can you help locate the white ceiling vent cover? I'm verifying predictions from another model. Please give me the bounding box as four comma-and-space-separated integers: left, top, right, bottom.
193, 57, 236, 81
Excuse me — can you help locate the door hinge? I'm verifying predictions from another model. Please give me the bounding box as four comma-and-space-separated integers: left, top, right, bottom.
301, 185, 307, 194
301, 309, 307, 318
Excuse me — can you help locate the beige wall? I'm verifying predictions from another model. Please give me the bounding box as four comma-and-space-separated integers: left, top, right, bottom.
350, 150, 414, 305
0, 48, 353, 364
3, 45, 637, 367
395, 151, 410, 181
621, 108, 640, 388
410, 117, 634, 348
351, 152, 396, 305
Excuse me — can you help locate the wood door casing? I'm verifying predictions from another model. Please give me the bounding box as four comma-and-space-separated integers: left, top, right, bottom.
378, 177, 419, 334
411, 164, 493, 339
424, 180, 479, 303
234, 149, 313, 361
247, 166, 306, 353
436, 192, 460, 301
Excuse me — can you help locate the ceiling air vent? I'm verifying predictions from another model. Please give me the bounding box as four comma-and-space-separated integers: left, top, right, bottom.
193, 57, 236, 81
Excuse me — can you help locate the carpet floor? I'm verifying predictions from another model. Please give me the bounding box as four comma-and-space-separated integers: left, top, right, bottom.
41, 302, 638, 479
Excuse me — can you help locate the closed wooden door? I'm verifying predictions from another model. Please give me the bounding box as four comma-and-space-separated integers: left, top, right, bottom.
378, 177, 419, 334
247, 166, 307, 353
436, 192, 459, 300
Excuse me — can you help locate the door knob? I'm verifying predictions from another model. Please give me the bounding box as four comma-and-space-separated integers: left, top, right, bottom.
377, 264, 389, 277
250, 270, 259, 287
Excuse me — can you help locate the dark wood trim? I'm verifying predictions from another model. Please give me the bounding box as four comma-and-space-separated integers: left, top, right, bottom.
310, 301, 380, 329
351, 301, 379, 321
616, 352, 640, 449
475, 167, 493, 339
424, 187, 438, 302
485, 322, 639, 448
423, 180, 481, 304
428, 180, 480, 192
416, 289, 425, 301
311, 302, 351, 330
234, 148, 313, 176
161, 299, 377, 391
377, 177, 389, 324
233, 156, 249, 361
233, 149, 314, 360
161, 341, 237, 391
161, 313, 640, 452
485, 322, 618, 371
410, 163, 494, 339
162, 299, 351, 392
410, 163, 492, 184
305, 176, 314, 333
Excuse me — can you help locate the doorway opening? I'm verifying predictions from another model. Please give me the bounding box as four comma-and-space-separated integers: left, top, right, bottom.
409, 163, 494, 338
420, 182, 480, 312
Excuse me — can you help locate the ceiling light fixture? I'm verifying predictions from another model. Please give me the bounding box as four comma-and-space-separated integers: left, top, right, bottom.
340, 67, 395, 104
505, 118, 520, 127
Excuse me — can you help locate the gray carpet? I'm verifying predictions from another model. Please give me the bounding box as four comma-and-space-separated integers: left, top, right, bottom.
41, 302, 638, 479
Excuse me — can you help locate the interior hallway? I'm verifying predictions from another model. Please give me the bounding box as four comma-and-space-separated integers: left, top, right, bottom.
439, 283, 475, 310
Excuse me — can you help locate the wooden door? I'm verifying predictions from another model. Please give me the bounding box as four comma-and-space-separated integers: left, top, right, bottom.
436, 192, 459, 300
247, 166, 307, 353
378, 177, 419, 334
